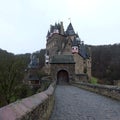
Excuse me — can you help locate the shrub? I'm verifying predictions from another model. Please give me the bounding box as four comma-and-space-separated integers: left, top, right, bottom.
90, 77, 98, 84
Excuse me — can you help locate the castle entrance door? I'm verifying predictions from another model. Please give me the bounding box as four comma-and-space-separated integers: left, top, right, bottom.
57, 70, 69, 85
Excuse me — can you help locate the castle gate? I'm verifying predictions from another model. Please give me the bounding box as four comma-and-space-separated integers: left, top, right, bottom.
50, 55, 75, 84
57, 70, 69, 85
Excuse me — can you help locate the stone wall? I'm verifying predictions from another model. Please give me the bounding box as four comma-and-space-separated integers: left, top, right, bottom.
73, 53, 91, 80
75, 74, 88, 82
46, 34, 65, 56
73, 54, 84, 74
0, 82, 56, 120
114, 80, 120, 86
72, 82, 120, 101
86, 58, 91, 79
62, 37, 72, 55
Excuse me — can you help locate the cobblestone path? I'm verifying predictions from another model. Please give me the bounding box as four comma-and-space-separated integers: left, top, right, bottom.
49, 85, 120, 120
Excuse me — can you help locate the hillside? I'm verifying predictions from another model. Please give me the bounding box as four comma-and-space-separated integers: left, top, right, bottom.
91, 44, 120, 84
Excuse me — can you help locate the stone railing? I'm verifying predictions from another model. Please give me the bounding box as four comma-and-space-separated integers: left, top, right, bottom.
72, 82, 120, 101
0, 82, 56, 120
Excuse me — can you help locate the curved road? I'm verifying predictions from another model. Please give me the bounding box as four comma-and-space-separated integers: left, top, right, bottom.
50, 85, 120, 120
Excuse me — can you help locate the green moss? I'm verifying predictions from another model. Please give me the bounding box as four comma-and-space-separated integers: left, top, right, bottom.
90, 77, 98, 84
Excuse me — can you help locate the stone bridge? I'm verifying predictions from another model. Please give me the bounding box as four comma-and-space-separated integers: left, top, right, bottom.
50, 85, 120, 120
0, 82, 120, 120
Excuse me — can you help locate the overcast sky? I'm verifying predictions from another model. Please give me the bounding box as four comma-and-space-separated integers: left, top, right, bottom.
0, 0, 120, 54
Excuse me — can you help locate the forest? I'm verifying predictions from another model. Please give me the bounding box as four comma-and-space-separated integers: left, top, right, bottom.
0, 49, 31, 107
0, 43, 120, 107
91, 44, 120, 84
0, 48, 47, 106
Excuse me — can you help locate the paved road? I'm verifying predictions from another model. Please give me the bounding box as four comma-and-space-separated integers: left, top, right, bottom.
49, 85, 120, 120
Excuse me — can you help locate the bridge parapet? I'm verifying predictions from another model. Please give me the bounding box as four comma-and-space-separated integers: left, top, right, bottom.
72, 82, 120, 101
0, 82, 56, 120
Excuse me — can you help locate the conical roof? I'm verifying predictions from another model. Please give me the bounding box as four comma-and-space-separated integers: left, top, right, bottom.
66, 23, 75, 35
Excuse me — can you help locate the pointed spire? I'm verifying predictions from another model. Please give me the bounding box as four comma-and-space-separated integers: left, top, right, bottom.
66, 23, 75, 36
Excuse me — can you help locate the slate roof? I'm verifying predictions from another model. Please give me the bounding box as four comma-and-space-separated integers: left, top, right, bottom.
71, 36, 90, 59
72, 37, 81, 46
79, 44, 90, 59
66, 23, 75, 36
72, 37, 78, 46
50, 55, 75, 64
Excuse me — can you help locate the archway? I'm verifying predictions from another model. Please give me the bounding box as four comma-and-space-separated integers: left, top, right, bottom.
57, 70, 69, 85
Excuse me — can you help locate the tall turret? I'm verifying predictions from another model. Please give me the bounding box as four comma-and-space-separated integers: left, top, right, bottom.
60, 22, 64, 35
53, 23, 59, 34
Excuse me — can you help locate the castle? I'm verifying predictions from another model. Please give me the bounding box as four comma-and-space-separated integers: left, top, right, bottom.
45, 22, 91, 84
24, 54, 40, 87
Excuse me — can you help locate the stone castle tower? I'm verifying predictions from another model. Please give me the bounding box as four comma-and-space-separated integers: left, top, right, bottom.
45, 22, 91, 84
